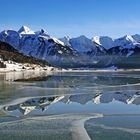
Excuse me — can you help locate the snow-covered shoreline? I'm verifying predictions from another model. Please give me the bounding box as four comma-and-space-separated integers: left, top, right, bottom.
1, 66, 140, 73
0, 59, 59, 73
62, 68, 140, 72
1, 60, 140, 74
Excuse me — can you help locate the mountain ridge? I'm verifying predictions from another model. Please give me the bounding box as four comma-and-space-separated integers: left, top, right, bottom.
0, 25, 140, 68
0, 41, 51, 70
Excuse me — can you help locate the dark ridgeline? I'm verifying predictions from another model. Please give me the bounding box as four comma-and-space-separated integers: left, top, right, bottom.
0, 41, 50, 67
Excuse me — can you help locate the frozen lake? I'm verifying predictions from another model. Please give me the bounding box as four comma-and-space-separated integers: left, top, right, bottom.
0, 71, 140, 140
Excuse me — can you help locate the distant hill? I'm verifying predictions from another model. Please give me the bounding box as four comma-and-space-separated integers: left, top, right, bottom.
0, 41, 50, 68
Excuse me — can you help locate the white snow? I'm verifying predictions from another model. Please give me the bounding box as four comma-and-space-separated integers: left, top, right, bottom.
126, 35, 136, 43
18, 26, 35, 35
60, 36, 71, 46
51, 37, 64, 46
114, 35, 137, 49
93, 36, 101, 45
58, 50, 63, 54
0, 59, 60, 73
93, 36, 114, 49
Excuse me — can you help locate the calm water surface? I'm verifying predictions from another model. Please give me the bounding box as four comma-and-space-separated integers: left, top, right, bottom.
0, 71, 140, 140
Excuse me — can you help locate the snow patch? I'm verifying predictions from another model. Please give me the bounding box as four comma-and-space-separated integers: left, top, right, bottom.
93, 36, 114, 49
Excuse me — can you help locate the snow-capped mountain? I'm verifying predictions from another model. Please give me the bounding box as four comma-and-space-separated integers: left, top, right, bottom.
114, 35, 138, 49
0, 26, 79, 68
93, 36, 114, 50
60, 35, 97, 53
59, 36, 71, 47
69, 35, 97, 53
18, 25, 35, 35
0, 30, 20, 48
0, 25, 140, 68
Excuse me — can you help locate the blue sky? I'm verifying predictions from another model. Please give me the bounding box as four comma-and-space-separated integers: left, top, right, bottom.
0, 0, 140, 38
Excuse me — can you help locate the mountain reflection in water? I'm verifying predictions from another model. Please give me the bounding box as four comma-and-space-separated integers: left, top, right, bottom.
3, 91, 140, 116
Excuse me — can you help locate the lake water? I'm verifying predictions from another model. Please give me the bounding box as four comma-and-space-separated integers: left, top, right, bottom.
0, 71, 140, 140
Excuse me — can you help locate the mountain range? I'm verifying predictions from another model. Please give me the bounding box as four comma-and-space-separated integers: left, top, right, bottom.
0, 25, 140, 68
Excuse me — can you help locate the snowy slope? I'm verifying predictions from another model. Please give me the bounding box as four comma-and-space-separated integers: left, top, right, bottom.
18, 25, 35, 35
59, 36, 71, 46
93, 36, 114, 50
114, 35, 137, 49
69, 35, 96, 53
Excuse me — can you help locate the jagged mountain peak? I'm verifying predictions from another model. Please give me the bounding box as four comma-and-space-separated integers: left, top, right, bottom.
18, 25, 30, 32
115, 34, 136, 43
113, 34, 138, 49
35, 29, 48, 36
18, 25, 35, 34
125, 35, 136, 43
132, 34, 140, 43
73, 35, 91, 41
69, 35, 96, 53
92, 36, 114, 50
59, 36, 71, 46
